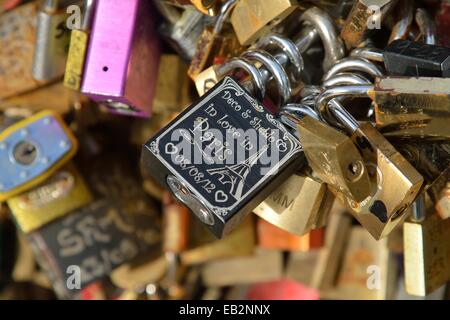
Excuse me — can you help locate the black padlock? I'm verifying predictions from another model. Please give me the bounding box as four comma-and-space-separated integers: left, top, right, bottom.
142, 77, 304, 238
383, 39, 450, 77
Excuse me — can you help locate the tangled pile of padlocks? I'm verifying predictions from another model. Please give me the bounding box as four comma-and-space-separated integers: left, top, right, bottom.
0, 0, 449, 300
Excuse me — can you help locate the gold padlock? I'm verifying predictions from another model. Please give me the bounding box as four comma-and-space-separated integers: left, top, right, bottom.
7, 163, 92, 233
372, 77, 450, 140
230, 0, 298, 46
296, 114, 371, 202
318, 98, 424, 240
403, 196, 450, 296
254, 174, 333, 236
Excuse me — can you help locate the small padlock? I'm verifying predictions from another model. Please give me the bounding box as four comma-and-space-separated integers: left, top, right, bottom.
0, 110, 78, 201
319, 97, 424, 240
230, 0, 299, 46
142, 76, 304, 238
254, 173, 333, 235
340, 0, 394, 49
27, 198, 161, 299
64, 0, 97, 91
383, 40, 450, 77
372, 77, 450, 139
403, 195, 450, 296
81, 0, 161, 117
32, 0, 72, 81
7, 162, 92, 233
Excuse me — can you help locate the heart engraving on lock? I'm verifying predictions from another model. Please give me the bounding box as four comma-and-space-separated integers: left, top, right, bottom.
215, 190, 229, 203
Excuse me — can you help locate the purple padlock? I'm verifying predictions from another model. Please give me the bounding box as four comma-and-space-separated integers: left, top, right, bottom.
81, 0, 160, 118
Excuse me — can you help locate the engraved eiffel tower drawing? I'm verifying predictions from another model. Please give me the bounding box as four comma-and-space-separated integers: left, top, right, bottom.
207, 145, 269, 200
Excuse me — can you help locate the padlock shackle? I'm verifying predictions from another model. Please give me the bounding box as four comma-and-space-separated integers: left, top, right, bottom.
256, 34, 304, 83
410, 194, 426, 222
350, 47, 384, 62
316, 85, 373, 132
388, 0, 414, 44
299, 7, 345, 70
322, 57, 383, 81
242, 49, 291, 105
216, 57, 266, 100
213, 0, 237, 34
81, 0, 96, 31
415, 8, 437, 45
323, 72, 371, 87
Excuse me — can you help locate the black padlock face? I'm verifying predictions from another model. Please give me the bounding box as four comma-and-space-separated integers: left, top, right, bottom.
143, 77, 303, 238
384, 40, 450, 77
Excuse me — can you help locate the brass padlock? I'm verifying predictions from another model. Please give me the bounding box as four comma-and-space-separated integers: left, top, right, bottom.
64, 0, 97, 90
372, 77, 450, 140
254, 174, 333, 236
230, 0, 299, 46
7, 163, 93, 233
316, 97, 424, 240
403, 195, 450, 296
295, 113, 371, 202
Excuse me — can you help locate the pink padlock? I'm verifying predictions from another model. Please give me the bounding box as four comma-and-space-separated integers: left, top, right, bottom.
81, 0, 160, 118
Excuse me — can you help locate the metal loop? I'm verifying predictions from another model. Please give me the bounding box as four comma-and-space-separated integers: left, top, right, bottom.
216, 57, 266, 100
323, 72, 372, 87
242, 49, 291, 105
315, 85, 373, 122
350, 47, 384, 62
299, 7, 345, 70
322, 57, 383, 81
257, 34, 304, 82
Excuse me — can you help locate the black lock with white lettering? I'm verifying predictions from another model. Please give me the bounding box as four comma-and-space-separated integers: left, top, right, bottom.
383, 40, 450, 77
142, 77, 304, 238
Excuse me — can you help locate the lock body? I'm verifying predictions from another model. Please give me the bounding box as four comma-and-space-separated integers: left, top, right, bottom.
32, 1, 71, 81
372, 77, 450, 139
404, 213, 450, 296
383, 40, 450, 77
28, 198, 161, 299
254, 174, 333, 235
7, 163, 92, 233
0, 111, 78, 201
143, 77, 304, 238
297, 115, 371, 202
342, 123, 424, 239
81, 0, 161, 117
230, 0, 298, 46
